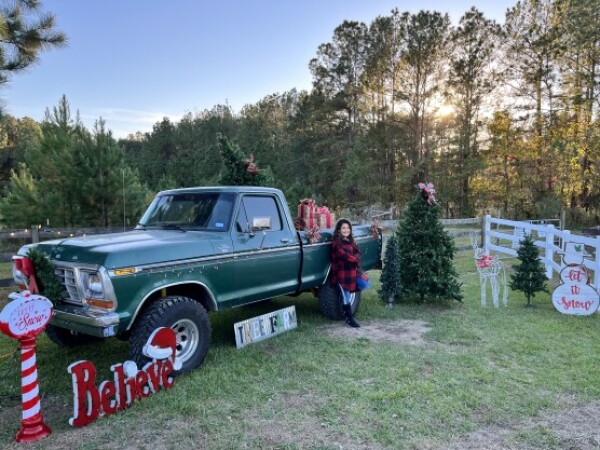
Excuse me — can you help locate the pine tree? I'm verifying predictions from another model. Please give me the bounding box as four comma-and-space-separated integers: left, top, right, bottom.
510, 234, 548, 306
396, 184, 462, 303
217, 135, 273, 186
379, 235, 402, 306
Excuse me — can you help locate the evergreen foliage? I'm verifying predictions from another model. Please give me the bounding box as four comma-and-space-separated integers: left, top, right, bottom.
0, 96, 150, 228
3, 3, 600, 225
0, 0, 67, 86
509, 234, 548, 306
217, 135, 273, 186
396, 186, 462, 303
26, 247, 62, 303
379, 235, 402, 305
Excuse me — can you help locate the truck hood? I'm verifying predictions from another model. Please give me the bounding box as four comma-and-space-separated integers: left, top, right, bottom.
31, 230, 232, 269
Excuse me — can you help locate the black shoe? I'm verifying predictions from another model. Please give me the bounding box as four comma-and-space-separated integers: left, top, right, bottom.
342, 304, 360, 328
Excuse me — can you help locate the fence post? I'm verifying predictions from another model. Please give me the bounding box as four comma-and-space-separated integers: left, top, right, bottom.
483, 215, 491, 253
545, 224, 555, 279
31, 225, 39, 244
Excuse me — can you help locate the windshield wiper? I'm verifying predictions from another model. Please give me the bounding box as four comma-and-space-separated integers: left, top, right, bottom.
135, 223, 146, 230
161, 224, 186, 232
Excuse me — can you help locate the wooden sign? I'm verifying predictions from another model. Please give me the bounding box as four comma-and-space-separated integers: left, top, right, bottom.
552, 266, 600, 315
552, 242, 600, 316
234, 306, 297, 349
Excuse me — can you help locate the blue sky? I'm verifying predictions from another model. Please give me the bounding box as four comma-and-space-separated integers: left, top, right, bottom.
5, 0, 515, 138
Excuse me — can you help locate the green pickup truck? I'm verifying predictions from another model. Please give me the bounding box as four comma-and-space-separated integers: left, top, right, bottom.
12, 187, 382, 373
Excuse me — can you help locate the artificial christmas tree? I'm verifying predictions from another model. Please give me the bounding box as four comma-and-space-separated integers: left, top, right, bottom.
510, 234, 548, 307
217, 136, 273, 186
396, 183, 462, 303
379, 235, 402, 307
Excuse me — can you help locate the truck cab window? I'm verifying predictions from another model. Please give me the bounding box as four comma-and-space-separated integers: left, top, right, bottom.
240, 196, 282, 231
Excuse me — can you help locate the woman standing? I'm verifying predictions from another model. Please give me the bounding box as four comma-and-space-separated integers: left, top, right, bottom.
330, 218, 361, 328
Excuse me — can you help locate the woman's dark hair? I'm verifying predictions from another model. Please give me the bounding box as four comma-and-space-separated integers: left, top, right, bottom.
333, 218, 354, 243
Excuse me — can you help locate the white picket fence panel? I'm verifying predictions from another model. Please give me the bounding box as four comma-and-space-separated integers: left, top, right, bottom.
483, 215, 600, 292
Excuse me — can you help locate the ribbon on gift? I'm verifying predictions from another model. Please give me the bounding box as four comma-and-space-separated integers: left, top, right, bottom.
306, 226, 321, 244
299, 199, 317, 229
14, 257, 40, 294
476, 254, 495, 269
315, 206, 334, 229
418, 182, 437, 205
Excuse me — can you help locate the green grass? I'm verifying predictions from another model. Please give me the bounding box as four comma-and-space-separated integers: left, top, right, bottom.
0, 251, 599, 449
0, 262, 12, 279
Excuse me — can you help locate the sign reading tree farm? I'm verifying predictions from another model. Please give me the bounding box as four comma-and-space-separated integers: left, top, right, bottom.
234, 306, 297, 348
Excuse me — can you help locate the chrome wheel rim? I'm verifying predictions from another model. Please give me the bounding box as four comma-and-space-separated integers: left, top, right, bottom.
171, 318, 199, 364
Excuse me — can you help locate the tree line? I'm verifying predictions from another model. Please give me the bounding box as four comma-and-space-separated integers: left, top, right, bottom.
1, 0, 599, 228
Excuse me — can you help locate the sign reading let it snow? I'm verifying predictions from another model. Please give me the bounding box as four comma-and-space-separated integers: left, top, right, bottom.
552, 243, 600, 316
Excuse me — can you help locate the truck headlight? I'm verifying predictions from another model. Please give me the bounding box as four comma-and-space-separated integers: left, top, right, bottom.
12, 256, 29, 289
79, 269, 116, 310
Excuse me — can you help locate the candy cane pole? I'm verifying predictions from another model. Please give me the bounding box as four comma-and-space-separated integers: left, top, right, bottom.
1, 291, 54, 443
15, 336, 51, 442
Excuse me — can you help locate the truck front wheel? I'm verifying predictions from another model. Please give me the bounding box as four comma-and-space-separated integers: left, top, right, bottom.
129, 296, 211, 375
318, 282, 361, 320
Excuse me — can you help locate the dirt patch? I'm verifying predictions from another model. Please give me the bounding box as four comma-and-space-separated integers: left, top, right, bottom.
320, 320, 432, 346
243, 392, 387, 450
431, 401, 600, 450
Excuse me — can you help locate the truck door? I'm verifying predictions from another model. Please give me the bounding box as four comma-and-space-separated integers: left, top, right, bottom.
231, 194, 301, 305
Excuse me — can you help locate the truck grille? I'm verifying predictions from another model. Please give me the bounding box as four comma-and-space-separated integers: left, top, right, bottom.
54, 266, 82, 304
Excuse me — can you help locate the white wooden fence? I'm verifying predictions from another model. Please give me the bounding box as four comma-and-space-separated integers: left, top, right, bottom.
483, 215, 600, 292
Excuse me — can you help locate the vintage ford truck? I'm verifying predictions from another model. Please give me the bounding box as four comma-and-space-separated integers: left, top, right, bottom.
12, 187, 382, 373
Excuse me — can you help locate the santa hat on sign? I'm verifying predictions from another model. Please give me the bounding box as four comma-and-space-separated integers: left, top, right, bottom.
142, 327, 182, 370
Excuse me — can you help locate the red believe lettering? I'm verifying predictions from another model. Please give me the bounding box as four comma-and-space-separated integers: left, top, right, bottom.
67, 357, 175, 427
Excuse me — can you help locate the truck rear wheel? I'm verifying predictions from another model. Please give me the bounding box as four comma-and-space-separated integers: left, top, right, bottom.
129, 296, 211, 375
318, 282, 361, 320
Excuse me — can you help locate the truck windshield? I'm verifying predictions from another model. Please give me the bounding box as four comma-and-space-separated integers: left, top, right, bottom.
137, 192, 235, 232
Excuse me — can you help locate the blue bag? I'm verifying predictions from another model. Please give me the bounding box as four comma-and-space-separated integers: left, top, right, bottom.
356, 272, 371, 291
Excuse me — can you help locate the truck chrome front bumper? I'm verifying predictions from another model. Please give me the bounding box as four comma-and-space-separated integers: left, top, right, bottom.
51, 304, 120, 338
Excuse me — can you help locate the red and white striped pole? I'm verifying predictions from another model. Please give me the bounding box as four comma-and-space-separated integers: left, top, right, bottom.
15, 336, 51, 442
0, 289, 54, 443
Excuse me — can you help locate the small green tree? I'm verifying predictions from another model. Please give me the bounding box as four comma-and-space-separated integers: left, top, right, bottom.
379, 235, 402, 306
510, 234, 548, 306
396, 184, 463, 303
217, 135, 273, 186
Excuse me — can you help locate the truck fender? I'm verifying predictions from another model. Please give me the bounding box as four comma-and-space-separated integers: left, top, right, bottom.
126, 281, 218, 331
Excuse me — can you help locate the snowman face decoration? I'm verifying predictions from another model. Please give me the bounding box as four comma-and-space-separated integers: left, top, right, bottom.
562, 242, 589, 266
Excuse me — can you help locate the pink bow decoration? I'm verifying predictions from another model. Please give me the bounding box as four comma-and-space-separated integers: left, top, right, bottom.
418, 182, 437, 205
476, 254, 494, 269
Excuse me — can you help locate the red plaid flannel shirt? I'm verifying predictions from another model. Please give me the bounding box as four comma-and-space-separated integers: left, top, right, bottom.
330, 238, 361, 292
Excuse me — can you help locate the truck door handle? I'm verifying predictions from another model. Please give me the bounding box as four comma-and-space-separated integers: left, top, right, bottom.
280, 238, 291, 244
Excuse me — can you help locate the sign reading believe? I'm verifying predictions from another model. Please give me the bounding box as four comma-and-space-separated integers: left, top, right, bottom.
68, 327, 181, 427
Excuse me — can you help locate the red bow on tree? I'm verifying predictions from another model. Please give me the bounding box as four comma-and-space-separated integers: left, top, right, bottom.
418, 182, 437, 205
